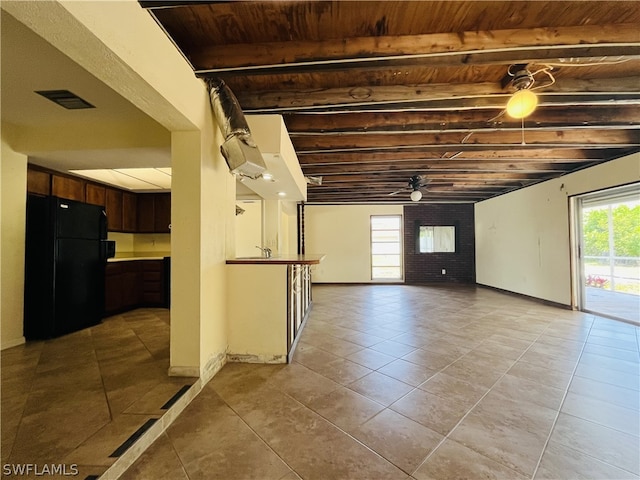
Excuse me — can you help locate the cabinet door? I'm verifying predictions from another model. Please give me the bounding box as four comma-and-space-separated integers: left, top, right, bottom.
52, 175, 84, 201
154, 193, 171, 233
122, 192, 138, 233
105, 263, 123, 314
27, 168, 51, 195
137, 194, 155, 233
86, 183, 106, 207
105, 188, 123, 231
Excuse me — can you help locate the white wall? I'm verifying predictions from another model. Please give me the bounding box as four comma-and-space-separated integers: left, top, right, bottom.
3, 1, 232, 379
235, 201, 262, 257
305, 204, 403, 283
475, 152, 640, 305
0, 136, 27, 349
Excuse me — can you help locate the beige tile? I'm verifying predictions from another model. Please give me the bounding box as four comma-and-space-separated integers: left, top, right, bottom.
401, 348, 460, 370
518, 350, 578, 373
180, 417, 291, 480
490, 373, 565, 410
244, 399, 408, 480
568, 375, 640, 410
65, 414, 160, 466
120, 433, 189, 480
348, 371, 414, 406
306, 386, 384, 430
507, 360, 572, 390
579, 351, 640, 375
345, 347, 396, 370
449, 416, 545, 477
370, 340, 418, 357
413, 439, 528, 480
418, 372, 488, 408
550, 412, 640, 475
378, 359, 438, 387
267, 362, 341, 405
310, 357, 373, 386
314, 337, 364, 357
561, 391, 640, 436
583, 343, 640, 363
441, 359, 503, 389
574, 362, 640, 391
390, 389, 469, 435
535, 440, 638, 480
352, 409, 444, 474
123, 380, 193, 414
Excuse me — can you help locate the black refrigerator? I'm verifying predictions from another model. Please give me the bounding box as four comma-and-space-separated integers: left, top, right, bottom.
24, 195, 115, 339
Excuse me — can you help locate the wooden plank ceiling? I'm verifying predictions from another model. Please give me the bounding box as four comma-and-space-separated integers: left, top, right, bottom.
141, 1, 640, 204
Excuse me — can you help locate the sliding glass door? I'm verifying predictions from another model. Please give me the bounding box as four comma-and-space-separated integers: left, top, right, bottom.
573, 183, 640, 323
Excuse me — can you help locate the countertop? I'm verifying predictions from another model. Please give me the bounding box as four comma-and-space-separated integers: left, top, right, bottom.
108, 252, 171, 262
226, 254, 325, 265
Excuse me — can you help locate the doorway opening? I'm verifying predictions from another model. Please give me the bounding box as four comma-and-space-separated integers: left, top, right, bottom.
571, 183, 640, 324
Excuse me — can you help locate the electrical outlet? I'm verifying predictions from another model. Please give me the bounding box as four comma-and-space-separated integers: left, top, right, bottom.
441, 269, 446, 275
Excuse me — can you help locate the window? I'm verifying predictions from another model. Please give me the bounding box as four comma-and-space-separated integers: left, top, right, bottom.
371, 215, 402, 280
419, 226, 455, 253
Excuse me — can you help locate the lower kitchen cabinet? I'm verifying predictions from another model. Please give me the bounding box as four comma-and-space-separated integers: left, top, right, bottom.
105, 259, 168, 315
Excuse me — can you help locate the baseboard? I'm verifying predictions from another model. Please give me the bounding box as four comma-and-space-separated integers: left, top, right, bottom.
476, 283, 571, 310
167, 365, 200, 377
1, 336, 26, 351
227, 353, 287, 364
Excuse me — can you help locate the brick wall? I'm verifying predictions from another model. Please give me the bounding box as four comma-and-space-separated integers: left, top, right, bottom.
403, 203, 475, 284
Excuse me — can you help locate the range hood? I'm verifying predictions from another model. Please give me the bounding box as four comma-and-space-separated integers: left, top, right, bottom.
208, 78, 266, 179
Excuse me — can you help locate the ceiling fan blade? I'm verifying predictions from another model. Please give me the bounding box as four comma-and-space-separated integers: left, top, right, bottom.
387, 189, 407, 196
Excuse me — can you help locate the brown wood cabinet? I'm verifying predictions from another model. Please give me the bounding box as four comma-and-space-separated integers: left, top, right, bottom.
27, 165, 171, 234
154, 193, 171, 233
137, 193, 171, 233
105, 188, 123, 231
104, 259, 167, 315
136, 194, 156, 233
85, 183, 106, 207
27, 168, 51, 195
52, 175, 84, 201
122, 192, 138, 233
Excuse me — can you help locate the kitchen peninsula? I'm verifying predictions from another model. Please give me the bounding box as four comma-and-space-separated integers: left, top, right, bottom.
226, 254, 324, 363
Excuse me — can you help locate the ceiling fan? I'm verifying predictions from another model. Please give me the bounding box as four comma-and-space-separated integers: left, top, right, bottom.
388, 175, 431, 201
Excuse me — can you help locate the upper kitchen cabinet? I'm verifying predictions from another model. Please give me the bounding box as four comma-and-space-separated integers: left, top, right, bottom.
137, 193, 171, 233
52, 175, 84, 202
105, 188, 123, 231
154, 193, 171, 233
85, 183, 106, 207
122, 192, 138, 233
27, 168, 51, 196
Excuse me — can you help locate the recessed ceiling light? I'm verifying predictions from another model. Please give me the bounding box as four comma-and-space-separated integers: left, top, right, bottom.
35, 90, 95, 110
262, 172, 274, 181
277, 191, 286, 197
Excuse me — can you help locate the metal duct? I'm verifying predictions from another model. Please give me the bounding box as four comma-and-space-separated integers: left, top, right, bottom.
207, 78, 266, 179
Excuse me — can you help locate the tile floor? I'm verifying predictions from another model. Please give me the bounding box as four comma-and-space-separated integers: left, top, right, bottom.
1, 308, 195, 479
118, 284, 640, 480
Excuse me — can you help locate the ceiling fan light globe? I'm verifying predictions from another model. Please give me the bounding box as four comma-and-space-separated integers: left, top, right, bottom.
410, 190, 422, 202
506, 89, 538, 118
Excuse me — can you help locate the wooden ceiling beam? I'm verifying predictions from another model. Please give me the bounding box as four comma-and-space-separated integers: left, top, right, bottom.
284, 105, 640, 133
238, 78, 640, 111
296, 148, 627, 163
191, 23, 640, 71
292, 129, 638, 151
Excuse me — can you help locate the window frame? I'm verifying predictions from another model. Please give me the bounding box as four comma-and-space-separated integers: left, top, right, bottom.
370, 214, 403, 281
